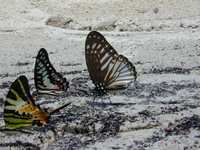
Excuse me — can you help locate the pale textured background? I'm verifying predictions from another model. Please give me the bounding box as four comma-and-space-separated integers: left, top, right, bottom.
0, 0, 200, 150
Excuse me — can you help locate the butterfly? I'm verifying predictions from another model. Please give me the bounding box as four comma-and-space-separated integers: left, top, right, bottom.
34, 48, 69, 95
85, 31, 137, 92
4, 76, 71, 129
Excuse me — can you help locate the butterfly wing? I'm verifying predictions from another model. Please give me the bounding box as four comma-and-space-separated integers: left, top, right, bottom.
4, 76, 49, 129
85, 31, 137, 90
34, 48, 69, 95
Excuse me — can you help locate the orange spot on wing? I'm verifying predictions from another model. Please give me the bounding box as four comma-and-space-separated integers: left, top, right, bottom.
18, 103, 49, 125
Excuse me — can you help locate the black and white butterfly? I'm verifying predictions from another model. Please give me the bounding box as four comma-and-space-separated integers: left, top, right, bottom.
34, 48, 69, 95
85, 31, 137, 92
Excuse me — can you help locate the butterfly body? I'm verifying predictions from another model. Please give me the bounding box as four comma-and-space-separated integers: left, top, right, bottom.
85, 31, 137, 92
34, 48, 69, 95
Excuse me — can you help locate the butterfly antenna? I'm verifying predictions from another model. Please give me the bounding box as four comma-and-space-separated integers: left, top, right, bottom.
50, 102, 71, 115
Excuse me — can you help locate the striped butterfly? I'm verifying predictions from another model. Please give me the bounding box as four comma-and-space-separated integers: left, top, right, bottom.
85, 31, 137, 92
34, 48, 69, 95
4, 76, 49, 129
4, 76, 70, 129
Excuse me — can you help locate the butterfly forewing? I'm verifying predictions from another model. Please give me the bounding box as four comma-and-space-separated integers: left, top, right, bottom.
4, 76, 49, 129
85, 31, 118, 88
34, 48, 69, 95
85, 31, 137, 91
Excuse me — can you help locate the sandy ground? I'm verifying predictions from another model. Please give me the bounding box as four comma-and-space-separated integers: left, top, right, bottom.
0, 0, 200, 150
1, 0, 200, 31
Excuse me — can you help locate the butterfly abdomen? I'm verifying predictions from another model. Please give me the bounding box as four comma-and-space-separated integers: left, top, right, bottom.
31, 106, 49, 125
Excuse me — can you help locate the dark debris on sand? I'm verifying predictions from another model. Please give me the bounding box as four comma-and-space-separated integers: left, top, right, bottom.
1, 64, 200, 149
165, 115, 200, 136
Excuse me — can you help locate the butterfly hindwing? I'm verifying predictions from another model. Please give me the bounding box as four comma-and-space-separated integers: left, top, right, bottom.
103, 55, 135, 89
85, 31, 137, 91
4, 76, 49, 129
34, 48, 69, 95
